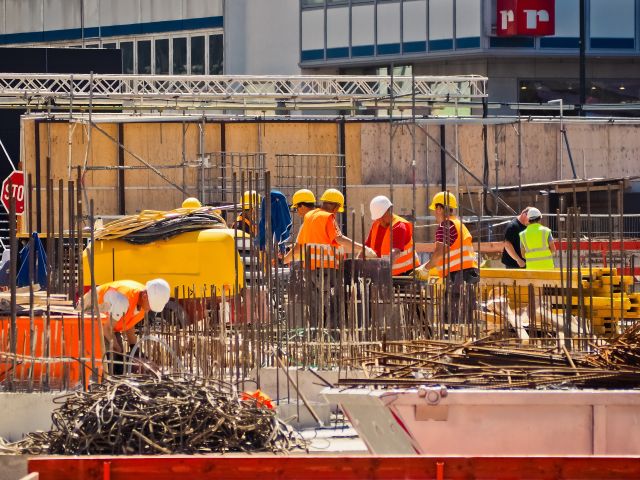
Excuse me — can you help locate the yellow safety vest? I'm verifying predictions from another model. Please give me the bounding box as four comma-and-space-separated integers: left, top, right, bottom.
519, 224, 555, 270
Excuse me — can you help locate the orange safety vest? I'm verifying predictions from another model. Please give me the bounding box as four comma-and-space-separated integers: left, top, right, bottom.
369, 214, 419, 275
296, 209, 343, 270
436, 216, 478, 278
97, 280, 147, 332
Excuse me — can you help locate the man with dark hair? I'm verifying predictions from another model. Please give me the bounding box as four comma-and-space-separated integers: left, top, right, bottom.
501, 207, 531, 269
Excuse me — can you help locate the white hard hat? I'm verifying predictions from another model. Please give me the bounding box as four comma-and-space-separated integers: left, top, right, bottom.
527, 207, 542, 221
103, 289, 129, 321
145, 278, 171, 312
370, 195, 393, 221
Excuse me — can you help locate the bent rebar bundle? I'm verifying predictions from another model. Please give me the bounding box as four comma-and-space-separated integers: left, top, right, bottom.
1, 374, 306, 455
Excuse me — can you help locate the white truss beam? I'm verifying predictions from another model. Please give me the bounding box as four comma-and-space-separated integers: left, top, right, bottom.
0, 73, 487, 110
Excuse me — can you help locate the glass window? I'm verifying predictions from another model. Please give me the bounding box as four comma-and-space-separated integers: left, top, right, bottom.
327, 0, 347, 4
137, 40, 151, 74
155, 38, 169, 74
191, 36, 205, 74
121, 41, 134, 74
302, 0, 324, 7
103, 42, 117, 49
85, 43, 99, 48
173, 37, 187, 74
209, 34, 223, 75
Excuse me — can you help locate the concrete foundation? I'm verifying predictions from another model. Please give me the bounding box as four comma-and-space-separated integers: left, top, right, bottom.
0, 393, 57, 442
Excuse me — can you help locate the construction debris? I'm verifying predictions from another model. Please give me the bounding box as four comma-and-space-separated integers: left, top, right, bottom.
0, 374, 307, 455
339, 323, 640, 390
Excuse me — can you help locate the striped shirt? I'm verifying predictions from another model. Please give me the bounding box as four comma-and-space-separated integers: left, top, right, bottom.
435, 220, 458, 247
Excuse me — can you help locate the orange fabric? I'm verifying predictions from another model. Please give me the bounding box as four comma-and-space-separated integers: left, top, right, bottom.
435, 216, 478, 278
241, 389, 274, 410
97, 280, 146, 332
369, 215, 419, 275
296, 209, 342, 269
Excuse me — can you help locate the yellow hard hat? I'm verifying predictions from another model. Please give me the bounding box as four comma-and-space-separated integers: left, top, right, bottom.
241, 190, 261, 210
429, 191, 458, 211
320, 188, 345, 213
182, 197, 202, 209
291, 189, 316, 207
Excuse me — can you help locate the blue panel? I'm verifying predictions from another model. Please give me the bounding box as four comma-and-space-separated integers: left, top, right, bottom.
0, 16, 223, 45
352, 45, 375, 57
591, 37, 635, 49
540, 37, 579, 48
402, 41, 426, 53
456, 36, 480, 49
301, 49, 324, 61
377, 43, 401, 55
489, 37, 534, 48
429, 39, 453, 51
326, 47, 349, 59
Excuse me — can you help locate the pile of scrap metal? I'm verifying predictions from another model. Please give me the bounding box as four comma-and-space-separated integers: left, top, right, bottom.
340, 323, 640, 390
0, 374, 306, 455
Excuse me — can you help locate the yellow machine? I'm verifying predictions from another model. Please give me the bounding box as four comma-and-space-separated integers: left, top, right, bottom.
83, 205, 245, 297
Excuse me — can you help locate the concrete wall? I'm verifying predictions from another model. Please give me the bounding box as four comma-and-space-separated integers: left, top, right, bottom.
225, 0, 300, 75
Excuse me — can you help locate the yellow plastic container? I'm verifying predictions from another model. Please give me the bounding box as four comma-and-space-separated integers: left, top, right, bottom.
83, 228, 244, 295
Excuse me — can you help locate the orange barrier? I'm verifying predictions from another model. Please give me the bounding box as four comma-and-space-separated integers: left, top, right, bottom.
28, 455, 640, 480
0, 315, 105, 389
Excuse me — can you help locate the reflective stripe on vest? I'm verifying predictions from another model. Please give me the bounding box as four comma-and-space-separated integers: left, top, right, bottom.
97, 280, 146, 332
519, 224, 554, 270
297, 209, 343, 270
435, 217, 478, 278
369, 214, 419, 275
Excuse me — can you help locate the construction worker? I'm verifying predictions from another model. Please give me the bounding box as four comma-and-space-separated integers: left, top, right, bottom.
501, 207, 531, 269
366, 195, 419, 276
416, 191, 479, 323
84, 279, 171, 371
290, 188, 316, 219
280, 189, 316, 264
232, 190, 261, 236
284, 188, 375, 329
284, 188, 375, 267
519, 207, 556, 270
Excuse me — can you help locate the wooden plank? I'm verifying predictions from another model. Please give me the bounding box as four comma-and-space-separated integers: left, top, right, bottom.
28, 456, 640, 480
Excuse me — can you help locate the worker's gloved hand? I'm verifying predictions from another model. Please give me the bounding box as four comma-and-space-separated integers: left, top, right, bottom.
364, 247, 377, 258
414, 265, 430, 281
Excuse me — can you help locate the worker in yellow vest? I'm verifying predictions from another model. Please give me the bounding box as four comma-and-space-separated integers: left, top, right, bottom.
519, 207, 556, 270
84, 279, 170, 371
232, 190, 261, 236
366, 195, 419, 276
416, 191, 479, 324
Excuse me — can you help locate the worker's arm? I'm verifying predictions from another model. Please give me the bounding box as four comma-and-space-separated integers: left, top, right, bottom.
124, 328, 138, 348
282, 242, 301, 265
335, 234, 376, 258
504, 240, 526, 268
419, 241, 446, 271
548, 234, 557, 255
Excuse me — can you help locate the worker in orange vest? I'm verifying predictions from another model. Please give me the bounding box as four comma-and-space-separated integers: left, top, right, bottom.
366, 195, 419, 276
232, 190, 261, 236
284, 188, 375, 268
84, 279, 170, 369
416, 191, 479, 324
283, 188, 375, 330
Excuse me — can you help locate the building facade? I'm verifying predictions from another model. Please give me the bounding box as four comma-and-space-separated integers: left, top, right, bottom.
1, 1, 639, 112
0, 0, 225, 75
300, 0, 640, 112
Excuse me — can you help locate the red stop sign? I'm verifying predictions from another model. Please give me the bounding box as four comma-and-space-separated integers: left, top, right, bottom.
1, 170, 25, 214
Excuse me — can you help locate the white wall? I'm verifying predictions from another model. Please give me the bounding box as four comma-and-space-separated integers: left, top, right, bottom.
225, 0, 300, 75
